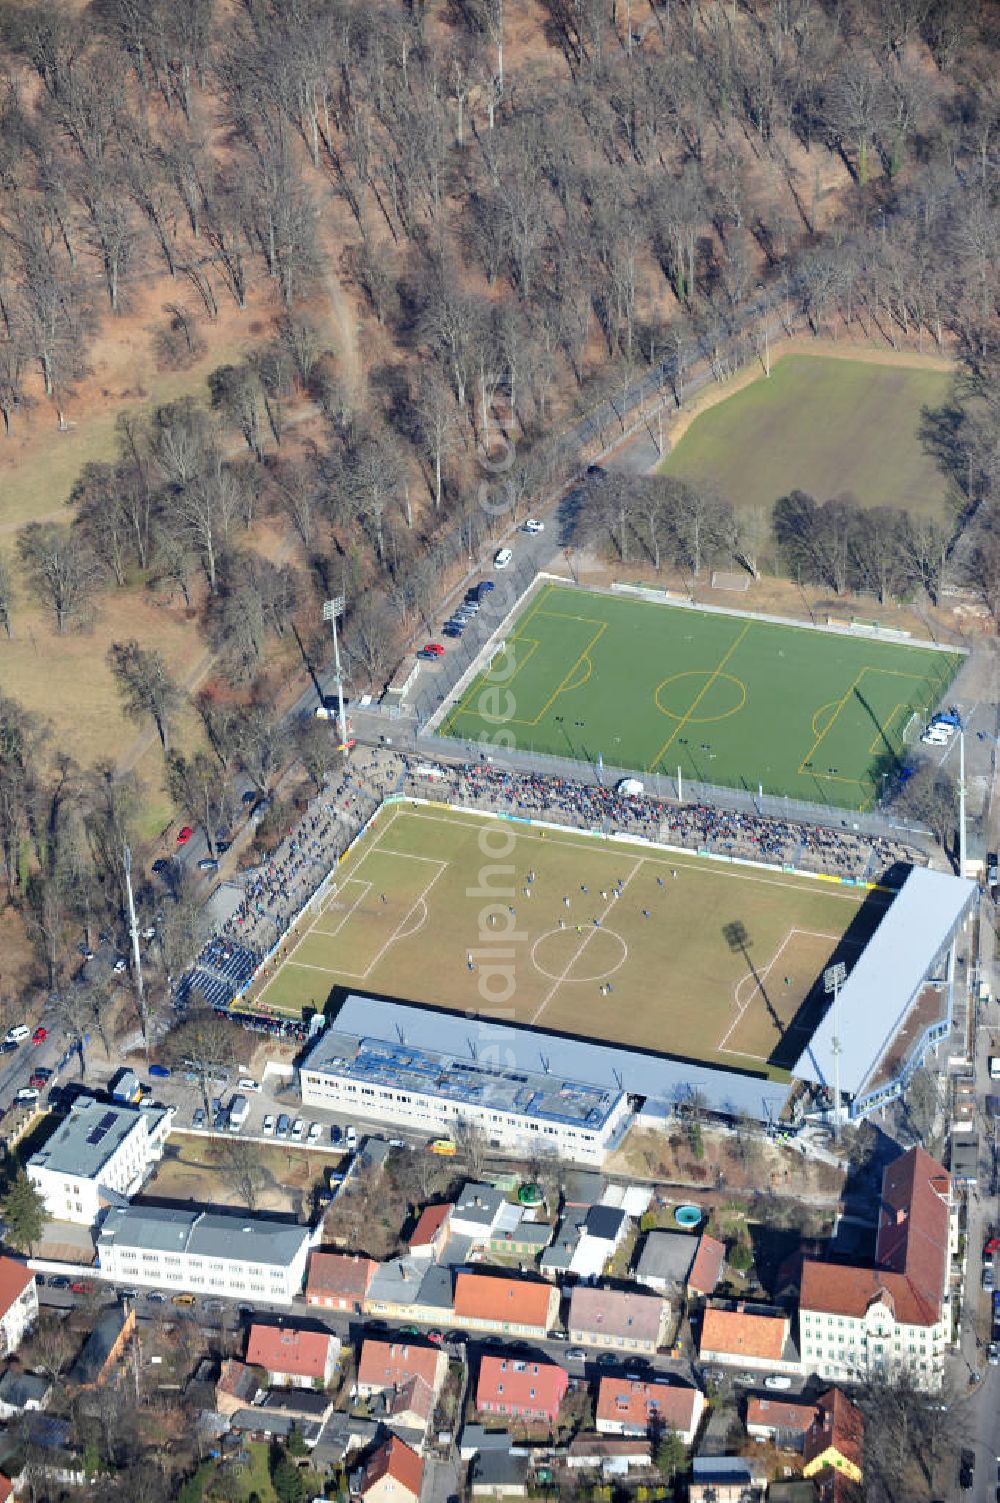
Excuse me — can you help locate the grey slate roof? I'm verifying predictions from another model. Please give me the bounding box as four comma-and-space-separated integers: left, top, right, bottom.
29, 1097, 167, 1180
585, 1205, 627, 1242
453, 1184, 505, 1230
97, 1206, 309, 1267
0, 1369, 51, 1410
633, 1230, 698, 1287
329, 994, 789, 1123
793, 866, 978, 1096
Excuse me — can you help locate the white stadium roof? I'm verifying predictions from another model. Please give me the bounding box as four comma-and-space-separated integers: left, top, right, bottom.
792, 865, 977, 1097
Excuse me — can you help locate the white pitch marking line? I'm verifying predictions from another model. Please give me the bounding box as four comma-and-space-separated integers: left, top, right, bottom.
530, 860, 643, 1025
313, 879, 372, 938
361, 864, 449, 979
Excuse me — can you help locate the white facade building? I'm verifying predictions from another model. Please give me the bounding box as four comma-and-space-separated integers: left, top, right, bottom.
299, 1021, 629, 1167
799, 1147, 952, 1390
97, 1206, 311, 1304
0, 1259, 38, 1358
28, 1097, 172, 1225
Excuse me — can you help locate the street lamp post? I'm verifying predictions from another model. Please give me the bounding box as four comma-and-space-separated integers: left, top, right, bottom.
322, 596, 349, 760
824, 962, 847, 1141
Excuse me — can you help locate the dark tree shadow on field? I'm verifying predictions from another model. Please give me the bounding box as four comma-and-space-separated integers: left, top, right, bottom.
918, 402, 973, 504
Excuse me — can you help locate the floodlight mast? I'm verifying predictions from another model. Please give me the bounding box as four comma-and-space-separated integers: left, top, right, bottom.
322, 596, 349, 760
958, 720, 967, 876
824, 961, 847, 1141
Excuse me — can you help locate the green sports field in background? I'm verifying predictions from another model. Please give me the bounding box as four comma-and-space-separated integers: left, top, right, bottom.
438, 584, 962, 809
659, 354, 953, 519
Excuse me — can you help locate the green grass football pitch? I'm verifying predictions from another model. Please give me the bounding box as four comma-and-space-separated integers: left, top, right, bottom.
253, 803, 883, 1074
659, 354, 952, 519
437, 584, 961, 809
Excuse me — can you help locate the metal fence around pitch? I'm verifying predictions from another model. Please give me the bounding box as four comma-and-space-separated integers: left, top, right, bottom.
410, 732, 934, 845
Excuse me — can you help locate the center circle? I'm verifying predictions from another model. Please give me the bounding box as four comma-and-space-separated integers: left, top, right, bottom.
531, 926, 628, 983
655, 670, 747, 723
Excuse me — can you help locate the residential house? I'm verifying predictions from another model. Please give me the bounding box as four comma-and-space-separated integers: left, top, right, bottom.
568, 1286, 667, 1354
569, 1205, 630, 1279
595, 1376, 704, 1446
561, 1170, 606, 1209
0, 1259, 38, 1357
246, 1324, 340, 1389
356, 1338, 447, 1406
688, 1234, 726, 1298
632, 1231, 698, 1295
799, 1147, 951, 1389
215, 1360, 261, 1417
28, 1096, 171, 1225
470, 1450, 530, 1497
68, 1305, 136, 1388
310, 1411, 379, 1471
803, 1388, 864, 1491
451, 1184, 507, 1243
364, 1256, 454, 1324
476, 1355, 568, 1427
0, 1370, 50, 1419
454, 1273, 559, 1338
409, 1204, 452, 1259
699, 1304, 797, 1375
356, 1434, 424, 1503
96, 1205, 311, 1304
488, 1217, 552, 1261
0, 1474, 10, 1502
230, 1390, 333, 1448
459, 1426, 524, 1462
689, 1456, 767, 1502
746, 1395, 818, 1452
306, 1251, 376, 1312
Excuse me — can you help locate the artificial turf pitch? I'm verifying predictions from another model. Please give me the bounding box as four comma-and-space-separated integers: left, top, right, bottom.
438, 584, 961, 809
253, 803, 885, 1075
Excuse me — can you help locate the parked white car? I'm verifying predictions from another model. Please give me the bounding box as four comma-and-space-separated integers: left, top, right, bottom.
521, 518, 544, 534
493, 547, 513, 569
5, 1026, 30, 1044
262, 1114, 275, 1136
291, 1117, 305, 1141
237, 1077, 261, 1092
307, 1122, 321, 1144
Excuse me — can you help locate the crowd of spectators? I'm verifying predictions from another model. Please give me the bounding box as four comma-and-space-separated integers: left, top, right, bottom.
175, 746, 923, 1010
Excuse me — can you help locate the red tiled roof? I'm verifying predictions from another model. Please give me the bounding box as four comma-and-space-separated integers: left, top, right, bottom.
357, 1337, 442, 1393
746, 1396, 817, 1434
410, 1203, 452, 1251
0, 1258, 34, 1318
477, 1355, 568, 1419
596, 1376, 701, 1435
801, 1147, 949, 1328
246, 1324, 334, 1380
700, 1307, 787, 1362
569, 1286, 663, 1343
876, 1146, 949, 1312
216, 1359, 258, 1401
389, 1373, 436, 1425
306, 1251, 376, 1302
0, 1473, 11, 1503
806, 1387, 864, 1472
360, 1435, 424, 1500
454, 1272, 554, 1329
688, 1234, 725, 1296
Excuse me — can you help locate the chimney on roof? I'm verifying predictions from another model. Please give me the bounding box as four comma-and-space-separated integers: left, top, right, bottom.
473, 1195, 482, 1207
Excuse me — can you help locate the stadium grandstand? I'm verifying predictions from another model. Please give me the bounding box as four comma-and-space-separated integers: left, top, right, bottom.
792, 866, 978, 1121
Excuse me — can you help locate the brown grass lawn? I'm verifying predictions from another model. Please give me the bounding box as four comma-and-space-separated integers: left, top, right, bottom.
143, 1134, 343, 1217
254, 804, 880, 1074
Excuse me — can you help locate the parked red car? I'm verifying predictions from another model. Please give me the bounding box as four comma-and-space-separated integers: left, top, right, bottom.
70, 1281, 93, 1295
984, 1236, 1000, 1256
422, 643, 445, 656
31, 1027, 46, 1045
176, 826, 194, 844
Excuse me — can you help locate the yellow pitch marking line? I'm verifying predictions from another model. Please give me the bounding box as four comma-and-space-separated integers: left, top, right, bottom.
440, 580, 557, 734
523, 622, 608, 727
649, 621, 752, 771
799, 670, 863, 776
869, 702, 905, 756
530, 860, 643, 1025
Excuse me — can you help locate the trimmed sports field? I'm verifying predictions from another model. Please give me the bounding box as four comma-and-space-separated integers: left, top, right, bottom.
253, 803, 884, 1074
438, 584, 960, 809
660, 354, 952, 518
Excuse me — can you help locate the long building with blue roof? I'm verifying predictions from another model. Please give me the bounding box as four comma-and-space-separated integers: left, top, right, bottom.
300, 993, 791, 1163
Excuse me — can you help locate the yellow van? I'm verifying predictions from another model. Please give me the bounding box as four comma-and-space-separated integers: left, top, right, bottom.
429, 1138, 457, 1157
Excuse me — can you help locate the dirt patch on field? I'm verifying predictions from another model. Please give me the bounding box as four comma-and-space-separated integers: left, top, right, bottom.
142, 1135, 334, 1219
